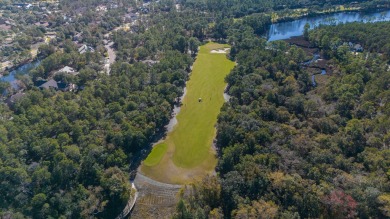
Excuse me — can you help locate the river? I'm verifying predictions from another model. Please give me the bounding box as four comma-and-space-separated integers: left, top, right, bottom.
268, 10, 390, 41
1, 59, 41, 90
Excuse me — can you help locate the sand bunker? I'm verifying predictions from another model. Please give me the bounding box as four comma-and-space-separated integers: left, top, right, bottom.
210, 48, 230, 53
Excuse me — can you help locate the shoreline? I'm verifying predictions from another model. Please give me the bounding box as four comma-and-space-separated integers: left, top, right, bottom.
272, 6, 390, 24
0, 57, 39, 76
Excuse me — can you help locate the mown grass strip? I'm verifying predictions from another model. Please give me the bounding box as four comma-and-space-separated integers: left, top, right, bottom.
143, 143, 168, 167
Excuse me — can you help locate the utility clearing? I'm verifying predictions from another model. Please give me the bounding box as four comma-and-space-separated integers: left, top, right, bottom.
141, 42, 235, 184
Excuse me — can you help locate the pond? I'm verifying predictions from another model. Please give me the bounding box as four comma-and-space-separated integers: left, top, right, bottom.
268, 10, 390, 41
1, 59, 41, 89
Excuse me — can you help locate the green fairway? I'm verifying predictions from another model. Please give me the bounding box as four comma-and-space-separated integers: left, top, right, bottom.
143, 143, 168, 167
141, 42, 235, 183
171, 43, 234, 167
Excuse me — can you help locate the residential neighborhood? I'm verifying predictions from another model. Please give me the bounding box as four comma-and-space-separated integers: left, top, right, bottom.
0, 0, 155, 101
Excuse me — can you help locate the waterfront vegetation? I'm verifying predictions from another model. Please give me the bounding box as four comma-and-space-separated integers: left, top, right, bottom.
270, 5, 363, 22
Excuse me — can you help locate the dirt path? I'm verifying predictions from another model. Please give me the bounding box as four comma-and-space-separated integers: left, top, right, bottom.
130, 173, 181, 218
103, 41, 116, 75
105, 41, 116, 65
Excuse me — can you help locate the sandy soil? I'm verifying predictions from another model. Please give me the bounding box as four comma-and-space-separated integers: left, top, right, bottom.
210, 48, 230, 53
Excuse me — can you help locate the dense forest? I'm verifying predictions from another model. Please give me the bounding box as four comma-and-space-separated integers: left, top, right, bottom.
0, 50, 192, 218
175, 20, 390, 219
0, 1, 195, 218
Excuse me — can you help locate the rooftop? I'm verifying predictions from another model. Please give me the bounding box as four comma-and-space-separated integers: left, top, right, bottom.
39, 79, 58, 89
56, 66, 78, 75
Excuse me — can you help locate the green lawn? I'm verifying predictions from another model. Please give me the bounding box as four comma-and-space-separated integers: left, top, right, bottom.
143, 142, 168, 167
141, 42, 235, 183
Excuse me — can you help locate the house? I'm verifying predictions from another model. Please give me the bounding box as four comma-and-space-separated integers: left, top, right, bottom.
96, 5, 107, 12
140, 7, 149, 13
57, 82, 76, 91
78, 44, 95, 54
73, 32, 82, 42
0, 18, 12, 31
45, 32, 56, 38
345, 42, 364, 52
55, 66, 79, 76
6, 92, 25, 107
123, 13, 139, 22
39, 79, 58, 89
38, 79, 76, 92
74, 7, 87, 16
109, 3, 119, 9
0, 18, 7, 25
34, 21, 49, 27
65, 15, 75, 22
3, 37, 13, 45
127, 7, 136, 13
354, 44, 363, 52
0, 24, 11, 31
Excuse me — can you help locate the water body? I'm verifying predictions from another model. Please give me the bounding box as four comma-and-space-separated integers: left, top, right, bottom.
303, 53, 320, 65
1, 59, 41, 89
268, 10, 390, 41
312, 75, 316, 86
312, 69, 327, 87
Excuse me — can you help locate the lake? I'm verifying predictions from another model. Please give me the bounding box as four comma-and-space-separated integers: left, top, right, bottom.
268, 10, 390, 41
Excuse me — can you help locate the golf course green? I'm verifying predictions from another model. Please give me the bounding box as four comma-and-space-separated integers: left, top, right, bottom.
144, 142, 168, 167
141, 42, 235, 184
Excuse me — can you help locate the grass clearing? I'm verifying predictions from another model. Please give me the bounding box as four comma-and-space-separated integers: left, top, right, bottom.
171, 43, 233, 168
141, 42, 235, 183
143, 143, 168, 167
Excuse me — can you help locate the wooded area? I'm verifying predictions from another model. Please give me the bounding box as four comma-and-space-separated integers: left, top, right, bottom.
175, 20, 390, 219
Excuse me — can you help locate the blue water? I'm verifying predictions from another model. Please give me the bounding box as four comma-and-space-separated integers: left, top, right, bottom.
1, 60, 41, 89
312, 69, 326, 87
268, 10, 390, 41
303, 53, 320, 65
312, 75, 316, 86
